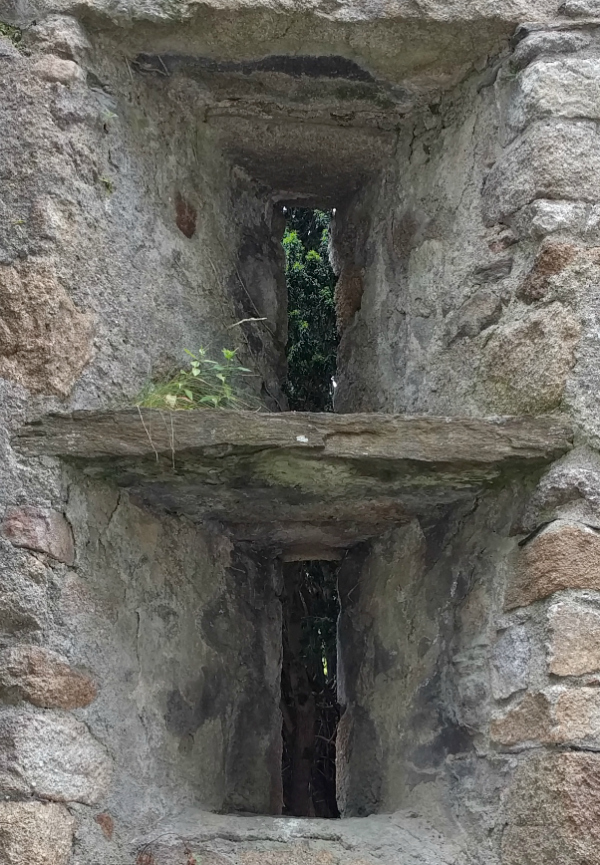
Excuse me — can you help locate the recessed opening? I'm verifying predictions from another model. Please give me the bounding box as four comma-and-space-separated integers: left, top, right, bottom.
282, 208, 339, 412
281, 560, 341, 817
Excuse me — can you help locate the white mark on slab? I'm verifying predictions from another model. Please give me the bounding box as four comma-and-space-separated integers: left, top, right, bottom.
296, 435, 309, 443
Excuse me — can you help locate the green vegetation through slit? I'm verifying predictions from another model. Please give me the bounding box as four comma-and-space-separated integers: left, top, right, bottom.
283, 208, 338, 412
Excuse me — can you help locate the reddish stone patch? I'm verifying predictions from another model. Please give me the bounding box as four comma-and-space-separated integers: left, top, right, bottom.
95, 812, 114, 840
1, 506, 75, 564
517, 243, 577, 303
0, 645, 97, 709
136, 853, 155, 865
175, 193, 197, 239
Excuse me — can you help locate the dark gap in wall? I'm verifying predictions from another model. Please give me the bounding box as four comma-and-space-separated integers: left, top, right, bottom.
282, 208, 339, 412
281, 561, 340, 817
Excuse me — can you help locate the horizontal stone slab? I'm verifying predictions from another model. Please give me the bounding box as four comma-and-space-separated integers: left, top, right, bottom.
15, 410, 573, 558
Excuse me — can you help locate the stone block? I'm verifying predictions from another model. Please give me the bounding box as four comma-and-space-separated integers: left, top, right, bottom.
33, 55, 84, 84
560, 0, 600, 16
0, 801, 75, 865
0, 710, 111, 804
28, 15, 91, 61
0, 261, 92, 397
0, 646, 97, 709
506, 522, 600, 609
1, 507, 75, 564
554, 688, 600, 743
516, 243, 578, 304
483, 121, 600, 224
490, 693, 552, 746
508, 58, 600, 135
516, 447, 600, 534
0, 557, 48, 636
480, 304, 579, 414
509, 31, 591, 73
505, 751, 600, 833
548, 602, 600, 675
491, 626, 530, 700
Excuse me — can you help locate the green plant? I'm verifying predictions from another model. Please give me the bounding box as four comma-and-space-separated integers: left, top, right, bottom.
0, 22, 22, 47
136, 347, 257, 410
100, 176, 114, 194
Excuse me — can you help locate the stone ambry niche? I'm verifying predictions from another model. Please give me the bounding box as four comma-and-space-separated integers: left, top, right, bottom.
3, 3, 599, 862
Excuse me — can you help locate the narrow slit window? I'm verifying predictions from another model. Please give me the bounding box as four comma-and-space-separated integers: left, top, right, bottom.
282, 208, 339, 412
281, 560, 341, 818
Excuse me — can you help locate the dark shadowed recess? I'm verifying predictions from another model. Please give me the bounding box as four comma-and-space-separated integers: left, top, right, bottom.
281, 561, 340, 818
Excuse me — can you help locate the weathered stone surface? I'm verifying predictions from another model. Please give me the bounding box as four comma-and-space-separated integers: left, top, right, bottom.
554, 688, 600, 743
133, 809, 464, 865
506, 521, 600, 609
502, 751, 600, 862
548, 602, 600, 676
33, 55, 83, 83
516, 243, 578, 304
491, 626, 530, 700
6, 0, 564, 101
0, 262, 92, 397
560, 0, 600, 16
1, 506, 74, 564
0, 645, 97, 708
15, 410, 572, 558
509, 30, 592, 73
483, 122, 600, 224
0, 554, 49, 637
507, 57, 600, 135
480, 304, 580, 414
445, 288, 505, 344
490, 693, 552, 746
516, 447, 600, 533
0, 801, 75, 865
0, 710, 112, 803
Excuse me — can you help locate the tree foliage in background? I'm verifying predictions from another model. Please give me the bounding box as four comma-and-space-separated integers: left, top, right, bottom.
283, 209, 338, 412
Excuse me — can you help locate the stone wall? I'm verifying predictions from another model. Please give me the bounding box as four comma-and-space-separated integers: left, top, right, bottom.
1, 0, 600, 863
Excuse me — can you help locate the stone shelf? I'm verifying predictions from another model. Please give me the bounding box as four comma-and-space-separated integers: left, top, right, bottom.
14, 410, 573, 559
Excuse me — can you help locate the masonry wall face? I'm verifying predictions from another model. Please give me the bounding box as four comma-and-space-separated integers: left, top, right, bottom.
1, 1, 600, 863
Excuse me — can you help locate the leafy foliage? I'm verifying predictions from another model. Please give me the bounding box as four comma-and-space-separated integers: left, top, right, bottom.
283, 209, 338, 412
0, 22, 22, 46
136, 347, 257, 410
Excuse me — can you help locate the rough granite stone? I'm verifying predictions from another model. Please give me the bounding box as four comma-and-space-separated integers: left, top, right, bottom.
502, 750, 600, 863
0, 710, 112, 804
506, 57, 600, 135
0, 262, 92, 397
480, 304, 580, 413
491, 626, 530, 700
0, 555, 48, 636
554, 688, 600, 743
0, 801, 75, 865
506, 522, 600, 609
548, 602, 600, 676
1, 506, 75, 564
490, 693, 552, 746
483, 122, 600, 224
0, 645, 97, 709
516, 447, 600, 533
